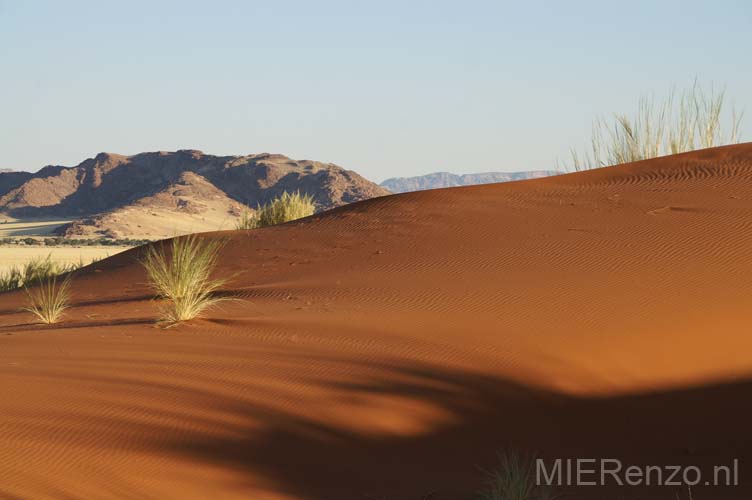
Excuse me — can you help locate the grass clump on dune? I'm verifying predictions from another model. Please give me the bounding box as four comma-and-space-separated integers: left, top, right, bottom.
235, 208, 258, 230
567, 81, 744, 171
23, 275, 71, 324
142, 234, 228, 326
0, 255, 87, 292
476, 451, 557, 500
235, 191, 316, 230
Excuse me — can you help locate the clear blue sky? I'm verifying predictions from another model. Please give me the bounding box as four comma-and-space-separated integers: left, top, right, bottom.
1, 0, 750, 182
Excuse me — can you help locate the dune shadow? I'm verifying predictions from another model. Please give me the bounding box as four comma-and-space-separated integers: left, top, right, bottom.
0, 285, 255, 314
140, 356, 752, 500
4, 333, 750, 499
0, 294, 156, 317
71, 293, 157, 308
0, 317, 154, 333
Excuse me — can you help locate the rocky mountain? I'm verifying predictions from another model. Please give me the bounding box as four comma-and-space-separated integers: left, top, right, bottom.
380, 170, 560, 193
0, 150, 389, 239
0, 168, 33, 197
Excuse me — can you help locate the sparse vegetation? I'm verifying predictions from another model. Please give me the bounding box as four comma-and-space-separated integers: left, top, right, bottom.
567, 81, 744, 171
0, 237, 151, 247
142, 234, 229, 326
235, 191, 316, 229
235, 207, 258, 230
476, 451, 556, 500
0, 255, 90, 292
22, 274, 72, 324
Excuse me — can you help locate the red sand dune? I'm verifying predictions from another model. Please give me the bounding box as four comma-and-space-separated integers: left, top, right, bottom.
2, 144, 752, 499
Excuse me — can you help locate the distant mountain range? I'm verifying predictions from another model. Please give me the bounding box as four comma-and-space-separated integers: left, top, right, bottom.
0, 156, 564, 239
380, 170, 560, 193
0, 151, 389, 239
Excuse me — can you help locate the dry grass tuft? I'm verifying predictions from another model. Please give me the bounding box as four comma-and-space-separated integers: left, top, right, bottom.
567, 81, 744, 171
476, 451, 557, 500
235, 208, 258, 230
22, 275, 71, 324
235, 191, 316, 229
142, 234, 229, 326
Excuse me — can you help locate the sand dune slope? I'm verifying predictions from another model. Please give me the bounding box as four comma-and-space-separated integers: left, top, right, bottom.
2, 144, 752, 499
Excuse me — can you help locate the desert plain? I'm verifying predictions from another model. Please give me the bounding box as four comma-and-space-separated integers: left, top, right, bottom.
0, 218, 130, 273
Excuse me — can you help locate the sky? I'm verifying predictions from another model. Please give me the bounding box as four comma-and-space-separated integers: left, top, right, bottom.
1, 1, 750, 182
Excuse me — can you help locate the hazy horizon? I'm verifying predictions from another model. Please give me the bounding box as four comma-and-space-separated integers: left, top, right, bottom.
2, 1, 750, 182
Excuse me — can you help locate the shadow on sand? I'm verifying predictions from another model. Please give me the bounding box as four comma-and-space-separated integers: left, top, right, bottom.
153, 356, 752, 499
2, 336, 749, 499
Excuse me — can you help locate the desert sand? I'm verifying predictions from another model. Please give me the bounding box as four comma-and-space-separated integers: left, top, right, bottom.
1, 144, 752, 499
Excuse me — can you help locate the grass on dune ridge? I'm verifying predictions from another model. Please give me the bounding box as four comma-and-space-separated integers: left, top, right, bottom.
567, 81, 744, 171
142, 234, 229, 326
236, 191, 316, 230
